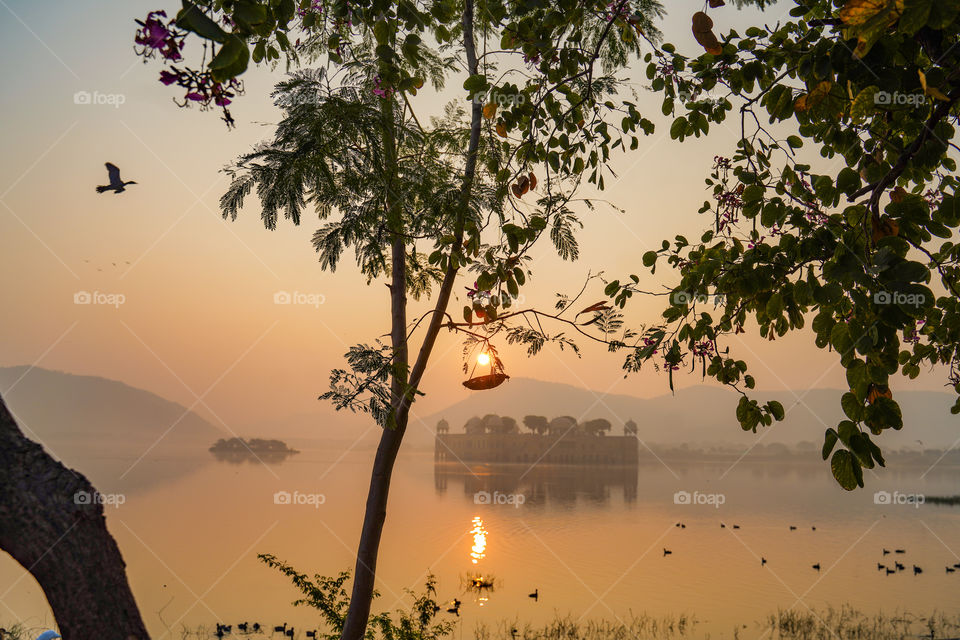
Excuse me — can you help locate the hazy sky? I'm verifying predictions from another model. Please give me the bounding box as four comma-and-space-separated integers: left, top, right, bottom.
0, 0, 952, 433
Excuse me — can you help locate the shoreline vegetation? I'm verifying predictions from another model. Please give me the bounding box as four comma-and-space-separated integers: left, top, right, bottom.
77, 606, 960, 640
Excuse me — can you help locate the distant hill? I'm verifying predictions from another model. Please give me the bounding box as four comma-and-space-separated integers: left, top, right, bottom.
0, 365, 225, 492
420, 378, 960, 450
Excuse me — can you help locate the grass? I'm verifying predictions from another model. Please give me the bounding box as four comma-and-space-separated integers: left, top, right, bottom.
764, 606, 960, 640
474, 614, 699, 640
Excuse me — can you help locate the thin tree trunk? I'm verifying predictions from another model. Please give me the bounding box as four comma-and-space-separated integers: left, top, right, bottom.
0, 394, 149, 640
339, 4, 482, 639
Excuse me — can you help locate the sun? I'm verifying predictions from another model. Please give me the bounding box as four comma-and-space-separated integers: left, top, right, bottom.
477, 352, 491, 366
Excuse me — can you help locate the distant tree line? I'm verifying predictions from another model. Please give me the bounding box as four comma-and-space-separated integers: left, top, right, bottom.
443, 414, 638, 436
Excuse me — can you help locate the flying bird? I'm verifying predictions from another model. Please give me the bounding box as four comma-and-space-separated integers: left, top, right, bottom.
96, 163, 137, 194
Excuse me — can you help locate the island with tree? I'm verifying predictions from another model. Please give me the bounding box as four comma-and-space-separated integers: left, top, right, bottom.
434, 415, 639, 465
209, 437, 299, 464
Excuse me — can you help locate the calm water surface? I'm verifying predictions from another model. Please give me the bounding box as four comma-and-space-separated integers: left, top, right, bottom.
2, 441, 959, 639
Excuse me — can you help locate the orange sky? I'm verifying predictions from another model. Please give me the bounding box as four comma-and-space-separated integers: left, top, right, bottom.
0, 0, 952, 431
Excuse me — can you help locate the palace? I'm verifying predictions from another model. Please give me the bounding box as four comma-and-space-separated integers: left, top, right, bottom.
434, 416, 639, 465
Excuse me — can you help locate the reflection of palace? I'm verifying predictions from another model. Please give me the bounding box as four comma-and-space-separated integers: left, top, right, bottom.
434, 415, 639, 465
434, 462, 638, 504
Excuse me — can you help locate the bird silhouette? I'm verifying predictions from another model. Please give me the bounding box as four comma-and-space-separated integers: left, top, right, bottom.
732, 524, 740, 530
913, 565, 923, 575
895, 562, 905, 571
882, 549, 891, 555
789, 526, 797, 531
946, 566, 955, 574
237, 623, 247, 632
761, 557, 767, 566
528, 589, 539, 601
96, 163, 137, 194
954, 563, 960, 569
877, 563, 885, 571
274, 623, 287, 633
663, 548, 673, 556
447, 599, 461, 616
306, 632, 317, 639
285, 628, 294, 639
886, 568, 895, 575
252, 623, 261, 632
811, 526, 817, 531
895, 549, 906, 554
812, 563, 821, 571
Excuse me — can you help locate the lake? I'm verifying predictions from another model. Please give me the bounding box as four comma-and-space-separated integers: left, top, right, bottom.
2, 441, 959, 639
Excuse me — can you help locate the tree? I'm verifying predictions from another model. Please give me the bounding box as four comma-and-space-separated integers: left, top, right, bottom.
548, 415, 578, 434
606, 0, 960, 490
0, 396, 148, 640
126, 3, 668, 639
501, 415, 519, 433
581, 417, 612, 435
464, 416, 487, 434
523, 414, 549, 434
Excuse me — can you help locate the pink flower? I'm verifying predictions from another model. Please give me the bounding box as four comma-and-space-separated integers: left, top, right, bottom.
159, 70, 179, 85
186, 92, 205, 102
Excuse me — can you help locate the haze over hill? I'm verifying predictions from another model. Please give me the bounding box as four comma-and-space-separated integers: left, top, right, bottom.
421, 377, 960, 451
3, 368, 957, 462
0, 365, 225, 492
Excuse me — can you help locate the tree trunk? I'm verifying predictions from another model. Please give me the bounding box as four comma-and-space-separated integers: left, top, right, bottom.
338, 4, 482, 639
0, 394, 149, 640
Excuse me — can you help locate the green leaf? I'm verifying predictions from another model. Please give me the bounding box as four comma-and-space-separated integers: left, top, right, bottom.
669, 117, 687, 140
767, 400, 785, 421
831, 449, 862, 491
642, 251, 657, 267
822, 428, 839, 460
209, 35, 250, 82
176, 0, 228, 43
841, 392, 863, 420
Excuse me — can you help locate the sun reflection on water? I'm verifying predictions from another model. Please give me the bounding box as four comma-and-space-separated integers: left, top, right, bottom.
470, 516, 488, 564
